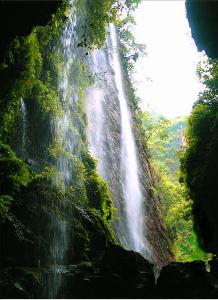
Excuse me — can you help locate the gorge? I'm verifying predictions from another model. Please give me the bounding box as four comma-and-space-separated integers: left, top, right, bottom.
1, 0, 218, 299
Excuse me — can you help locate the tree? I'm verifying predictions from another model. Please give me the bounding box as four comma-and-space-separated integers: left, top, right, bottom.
181, 58, 218, 254
139, 112, 206, 261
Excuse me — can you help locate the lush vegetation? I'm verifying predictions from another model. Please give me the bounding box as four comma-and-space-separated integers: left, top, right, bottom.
119, 16, 145, 80
0, 143, 30, 217
139, 112, 207, 261
0, 0, 115, 232
117, 5, 210, 262
181, 58, 218, 254
76, 0, 142, 52
118, 13, 145, 113
0, 4, 67, 146
2, 0, 212, 269
76, 0, 118, 50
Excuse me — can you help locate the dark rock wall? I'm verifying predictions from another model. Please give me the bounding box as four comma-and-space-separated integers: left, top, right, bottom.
186, 0, 218, 58
156, 259, 218, 298
0, 1, 62, 58
0, 188, 156, 298
1, 1, 218, 298
186, 0, 218, 257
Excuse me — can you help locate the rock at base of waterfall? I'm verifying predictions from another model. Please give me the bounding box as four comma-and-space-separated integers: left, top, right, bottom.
156, 260, 218, 298
61, 244, 155, 299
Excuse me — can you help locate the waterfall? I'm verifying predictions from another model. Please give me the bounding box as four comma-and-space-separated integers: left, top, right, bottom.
55, 3, 79, 187
43, 216, 69, 299
43, 2, 81, 297
0, 1, 175, 298
44, 14, 150, 296
110, 24, 147, 254
86, 24, 150, 258
20, 97, 27, 158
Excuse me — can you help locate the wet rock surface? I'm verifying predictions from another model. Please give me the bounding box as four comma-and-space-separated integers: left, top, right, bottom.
1, 188, 218, 299
0, 186, 155, 298
61, 245, 155, 299
156, 261, 210, 298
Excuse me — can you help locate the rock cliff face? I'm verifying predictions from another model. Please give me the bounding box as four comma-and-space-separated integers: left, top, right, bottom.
133, 115, 173, 267
86, 31, 173, 267
186, 0, 218, 58
0, 187, 155, 298
156, 258, 218, 298
186, 0, 218, 257
2, 1, 218, 298
0, 1, 173, 298
0, 1, 62, 58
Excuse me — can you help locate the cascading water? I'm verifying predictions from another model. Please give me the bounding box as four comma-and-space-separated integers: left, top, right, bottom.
44, 14, 151, 296
110, 24, 147, 254
1, 1, 175, 299
19, 97, 27, 158
86, 51, 108, 178
86, 24, 150, 258
43, 3, 83, 298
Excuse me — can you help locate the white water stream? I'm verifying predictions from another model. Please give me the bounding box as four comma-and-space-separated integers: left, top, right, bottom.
17, 4, 155, 298
45, 17, 150, 296
109, 24, 147, 254
86, 24, 149, 257
44, 2, 79, 297
20, 98, 27, 158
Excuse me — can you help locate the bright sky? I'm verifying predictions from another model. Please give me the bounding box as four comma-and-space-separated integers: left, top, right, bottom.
132, 0, 204, 118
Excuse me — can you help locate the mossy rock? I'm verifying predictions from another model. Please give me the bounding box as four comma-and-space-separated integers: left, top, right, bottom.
0, 143, 30, 217
0, 266, 41, 299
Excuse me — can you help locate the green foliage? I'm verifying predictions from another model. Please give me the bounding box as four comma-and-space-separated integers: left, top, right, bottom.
29, 80, 63, 119
138, 112, 170, 143
0, 0, 117, 242
76, 0, 119, 50
81, 151, 97, 175
49, 144, 113, 223
117, 12, 145, 111
76, 0, 142, 51
181, 58, 218, 253
0, 2, 70, 217
0, 195, 13, 217
67, 156, 88, 205
34, 165, 59, 181
81, 151, 113, 222
124, 0, 141, 11
174, 229, 206, 262
86, 171, 112, 222
146, 114, 186, 177
0, 2, 68, 144
0, 142, 16, 159
119, 20, 146, 76
0, 143, 30, 216
139, 112, 206, 261
0, 143, 30, 193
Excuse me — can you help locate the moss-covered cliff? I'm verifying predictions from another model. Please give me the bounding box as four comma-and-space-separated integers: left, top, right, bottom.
0, 0, 163, 297
0, 1, 119, 297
